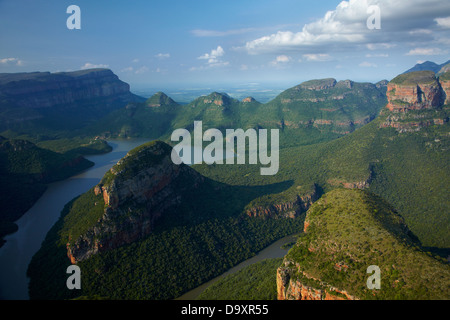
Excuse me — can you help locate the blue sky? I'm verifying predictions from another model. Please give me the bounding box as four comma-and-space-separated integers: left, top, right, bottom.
1, 0, 450, 92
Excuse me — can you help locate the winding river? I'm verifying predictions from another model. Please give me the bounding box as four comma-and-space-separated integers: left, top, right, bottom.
0, 139, 295, 300
0, 139, 151, 300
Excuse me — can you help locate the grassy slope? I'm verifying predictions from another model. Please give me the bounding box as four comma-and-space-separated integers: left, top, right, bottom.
285, 189, 449, 300
194, 109, 450, 248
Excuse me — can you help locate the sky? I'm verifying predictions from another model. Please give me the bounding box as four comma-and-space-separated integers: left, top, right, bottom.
1, 0, 450, 92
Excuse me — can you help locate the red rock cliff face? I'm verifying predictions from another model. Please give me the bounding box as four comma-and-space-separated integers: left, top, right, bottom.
276, 263, 357, 300
66, 142, 205, 263
440, 78, 450, 105
381, 71, 449, 132
387, 72, 448, 112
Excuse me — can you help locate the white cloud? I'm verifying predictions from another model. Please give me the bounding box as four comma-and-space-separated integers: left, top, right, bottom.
435, 16, 450, 28
134, 66, 149, 74
196, 46, 229, 68
359, 61, 378, 67
303, 53, 332, 62
121, 67, 134, 73
155, 53, 170, 59
81, 62, 109, 70
366, 43, 396, 51
365, 53, 389, 57
132, 58, 139, 63
406, 47, 445, 55
198, 46, 225, 61
0, 57, 24, 66
270, 55, 292, 67
243, 0, 450, 54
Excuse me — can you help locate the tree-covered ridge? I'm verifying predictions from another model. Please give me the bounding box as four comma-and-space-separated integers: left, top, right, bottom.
0, 136, 98, 246
90, 78, 387, 149
194, 109, 450, 248
283, 189, 450, 300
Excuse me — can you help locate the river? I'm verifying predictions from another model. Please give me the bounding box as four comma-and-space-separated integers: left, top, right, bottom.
176, 234, 298, 300
0, 139, 151, 300
0, 139, 295, 300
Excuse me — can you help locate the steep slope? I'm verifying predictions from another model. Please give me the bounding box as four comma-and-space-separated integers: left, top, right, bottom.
0, 136, 94, 246
91, 92, 181, 139
263, 79, 386, 135
92, 79, 387, 149
278, 189, 450, 300
28, 141, 305, 300
64, 140, 205, 262
0, 69, 144, 136
194, 71, 450, 248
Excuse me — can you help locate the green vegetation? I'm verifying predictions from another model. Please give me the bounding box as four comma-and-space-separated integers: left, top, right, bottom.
197, 258, 283, 300
439, 70, 450, 81
195, 109, 450, 248
284, 189, 450, 300
28, 198, 304, 299
0, 136, 96, 246
390, 70, 437, 85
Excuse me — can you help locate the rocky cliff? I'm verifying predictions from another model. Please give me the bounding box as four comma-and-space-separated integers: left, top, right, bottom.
0, 69, 135, 109
245, 184, 319, 219
66, 141, 205, 263
381, 71, 450, 132
277, 189, 450, 300
0, 69, 144, 133
386, 71, 445, 112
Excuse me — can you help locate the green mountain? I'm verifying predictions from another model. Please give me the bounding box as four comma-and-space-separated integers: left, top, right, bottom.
26, 69, 449, 301
0, 136, 98, 246
0, 69, 145, 139
194, 71, 450, 249
27, 141, 306, 300
278, 188, 449, 300
91, 79, 387, 149
403, 60, 450, 74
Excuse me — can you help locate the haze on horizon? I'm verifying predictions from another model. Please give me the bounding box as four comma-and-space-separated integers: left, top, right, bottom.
1, 0, 450, 92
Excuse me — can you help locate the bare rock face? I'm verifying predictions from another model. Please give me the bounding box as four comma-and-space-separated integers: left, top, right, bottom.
276, 263, 357, 300
386, 71, 444, 112
440, 74, 450, 105
242, 96, 256, 103
381, 71, 450, 132
245, 185, 319, 219
66, 141, 204, 263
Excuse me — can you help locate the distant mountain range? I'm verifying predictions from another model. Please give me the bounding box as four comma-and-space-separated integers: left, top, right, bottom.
26, 67, 450, 300
403, 59, 450, 75
0, 64, 448, 300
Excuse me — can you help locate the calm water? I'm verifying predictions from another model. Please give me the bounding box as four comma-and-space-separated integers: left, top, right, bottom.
176, 234, 298, 300
0, 138, 287, 300
0, 139, 151, 300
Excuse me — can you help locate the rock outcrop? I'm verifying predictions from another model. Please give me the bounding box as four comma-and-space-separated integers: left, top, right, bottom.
277, 262, 357, 300
381, 71, 450, 132
276, 189, 450, 300
386, 71, 445, 112
66, 141, 205, 263
245, 185, 319, 219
